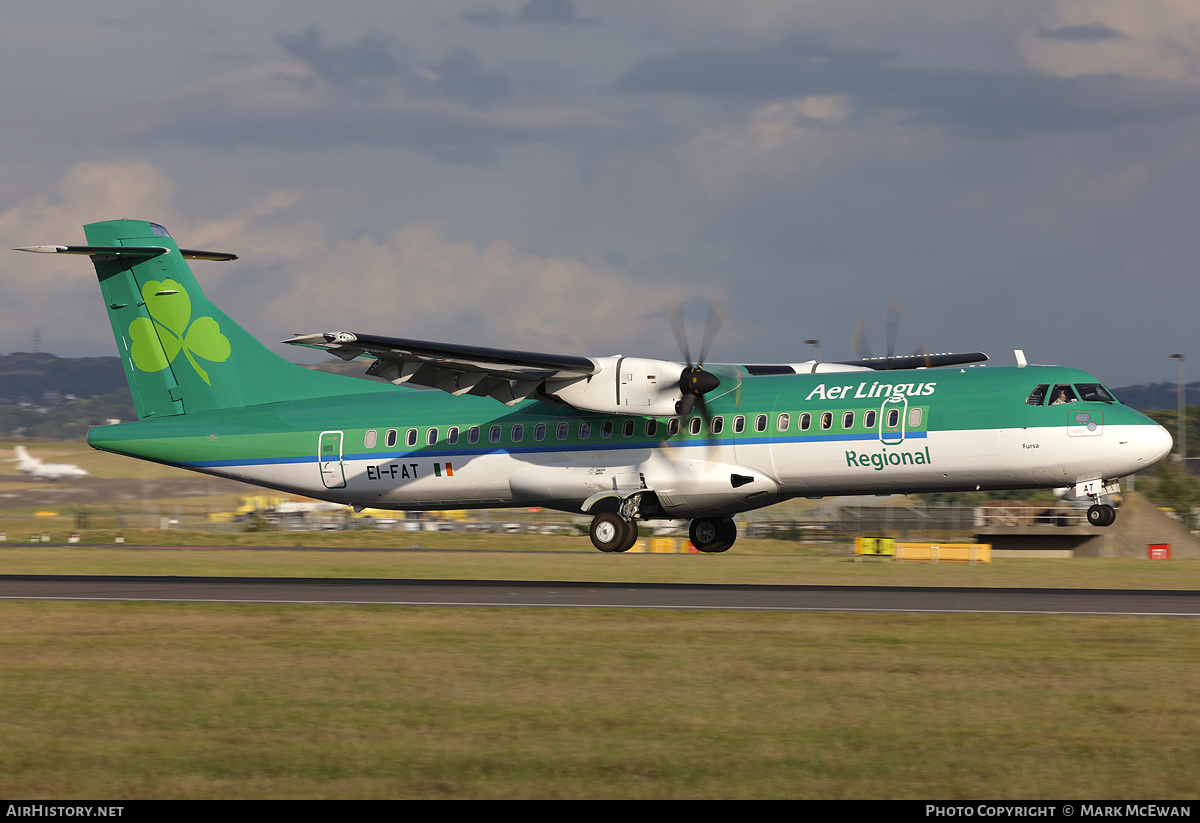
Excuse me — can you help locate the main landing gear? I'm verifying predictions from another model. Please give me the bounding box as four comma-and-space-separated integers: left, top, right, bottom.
1087, 504, 1117, 527
589, 512, 640, 553
587, 513, 739, 553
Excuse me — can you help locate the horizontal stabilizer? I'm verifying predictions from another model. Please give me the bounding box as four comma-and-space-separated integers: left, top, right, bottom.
14, 245, 237, 261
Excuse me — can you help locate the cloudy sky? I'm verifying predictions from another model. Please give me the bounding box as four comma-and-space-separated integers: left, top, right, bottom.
2, 0, 1199, 388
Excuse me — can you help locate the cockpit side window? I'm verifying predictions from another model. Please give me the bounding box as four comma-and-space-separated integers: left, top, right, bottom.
1075, 383, 1115, 403
1049, 385, 1078, 405
1025, 385, 1049, 406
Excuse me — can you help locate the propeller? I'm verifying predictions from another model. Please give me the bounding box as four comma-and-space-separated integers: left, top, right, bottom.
669, 298, 725, 422
846, 298, 983, 370
851, 297, 904, 362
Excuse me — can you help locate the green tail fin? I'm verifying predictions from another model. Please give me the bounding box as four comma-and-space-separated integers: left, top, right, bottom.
81, 219, 388, 419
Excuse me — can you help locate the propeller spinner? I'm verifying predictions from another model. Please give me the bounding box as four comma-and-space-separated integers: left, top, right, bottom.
670, 299, 725, 421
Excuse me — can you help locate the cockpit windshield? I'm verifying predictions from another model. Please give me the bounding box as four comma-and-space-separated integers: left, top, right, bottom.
1026, 382, 1116, 406
1075, 383, 1115, 403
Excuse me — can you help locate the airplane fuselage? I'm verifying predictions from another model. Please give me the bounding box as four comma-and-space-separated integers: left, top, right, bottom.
86, 363, 1171, 518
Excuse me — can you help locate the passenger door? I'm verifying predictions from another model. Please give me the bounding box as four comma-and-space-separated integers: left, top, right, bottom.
319, 430, 346, 489
879, 395, 907, 445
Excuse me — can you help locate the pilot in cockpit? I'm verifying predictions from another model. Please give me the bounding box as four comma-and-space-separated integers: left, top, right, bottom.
1050, 386, 1077, 405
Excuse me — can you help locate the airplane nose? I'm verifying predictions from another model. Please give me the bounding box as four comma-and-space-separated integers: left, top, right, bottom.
1135, 423, 1174, 468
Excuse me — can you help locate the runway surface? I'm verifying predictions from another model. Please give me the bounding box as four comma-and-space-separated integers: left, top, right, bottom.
1, 574, 1197, 615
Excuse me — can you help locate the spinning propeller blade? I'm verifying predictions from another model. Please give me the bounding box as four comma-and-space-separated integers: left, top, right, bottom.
669, 298, 728, 434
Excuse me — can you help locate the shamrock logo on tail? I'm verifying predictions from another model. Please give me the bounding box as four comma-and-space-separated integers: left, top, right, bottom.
128, 279, 231, 385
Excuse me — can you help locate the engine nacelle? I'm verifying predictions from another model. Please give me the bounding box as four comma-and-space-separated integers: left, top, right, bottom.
544, 356, 684, 416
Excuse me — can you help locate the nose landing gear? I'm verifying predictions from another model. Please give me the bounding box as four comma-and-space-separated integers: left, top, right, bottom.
1087, 503, 1116, 527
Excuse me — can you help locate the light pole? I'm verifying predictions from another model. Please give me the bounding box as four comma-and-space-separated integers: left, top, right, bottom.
1171, 353, 1185, 462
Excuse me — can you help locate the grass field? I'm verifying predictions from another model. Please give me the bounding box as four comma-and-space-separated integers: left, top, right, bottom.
2, 601, 1198, 799
2, 546, 1200, 799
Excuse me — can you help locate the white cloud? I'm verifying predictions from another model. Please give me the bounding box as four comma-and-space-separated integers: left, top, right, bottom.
676, 98, 861, 197
1021, 0, 1200, 81
254, 221, 687, 355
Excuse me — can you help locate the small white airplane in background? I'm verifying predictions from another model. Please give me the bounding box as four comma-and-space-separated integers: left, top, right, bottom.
9, 446, 88, 481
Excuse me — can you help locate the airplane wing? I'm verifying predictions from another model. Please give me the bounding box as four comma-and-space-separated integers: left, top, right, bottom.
823, 351, 989, 371
285, 330, 990, 414
284, 331, 599, 407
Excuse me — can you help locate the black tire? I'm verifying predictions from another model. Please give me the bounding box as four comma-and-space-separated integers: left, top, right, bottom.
613, 518, 640, 553
716, 517, 738, 552
690, 517, 735, 553
591, 512, 639, 552
1088, 504, 1116, 527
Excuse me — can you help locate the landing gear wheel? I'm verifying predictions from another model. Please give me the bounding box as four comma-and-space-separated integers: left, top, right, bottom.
1087, 504, 1116, 527
590, 512, 639, 552
690, 517, 737, 553
615, 518, 639, 553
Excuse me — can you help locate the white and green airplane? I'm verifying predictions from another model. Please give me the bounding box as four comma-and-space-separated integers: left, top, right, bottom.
16, 219, 1173, 552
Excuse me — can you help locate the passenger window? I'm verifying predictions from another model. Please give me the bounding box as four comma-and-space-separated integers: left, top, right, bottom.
886, 409, 900, 428
667, 418, 680, 436
386, 429, 398, 448
777, 413, 790, 432
755, 414, 767, 433
579, 421, 591, 439
557, 422, 569, 440
468, 426, 480, 444
600, 420, 613, 438
623, 419, 635, 437
842, 411, 854, 429
511, 424, 524, 441
534, 423, 546, 441
1026, 384, 1049, 406
447, 427, 459, 445
689, 417, 703, 435
364, 430, 378, 449
489, 425, 501, 443
426, 427, 438, 446
645, 419, 659, 438
908, 408, 922, 427
406, 428, 418, 447
821, 412, 833, 430
799, 412, 811, 431
1049, 385, 1078, 405
865, 410, 876, 429
733, 415, 745, 433
711, 416, 723, 435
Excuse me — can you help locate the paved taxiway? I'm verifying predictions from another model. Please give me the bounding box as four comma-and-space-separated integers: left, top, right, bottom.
1, 575, 1197, 615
